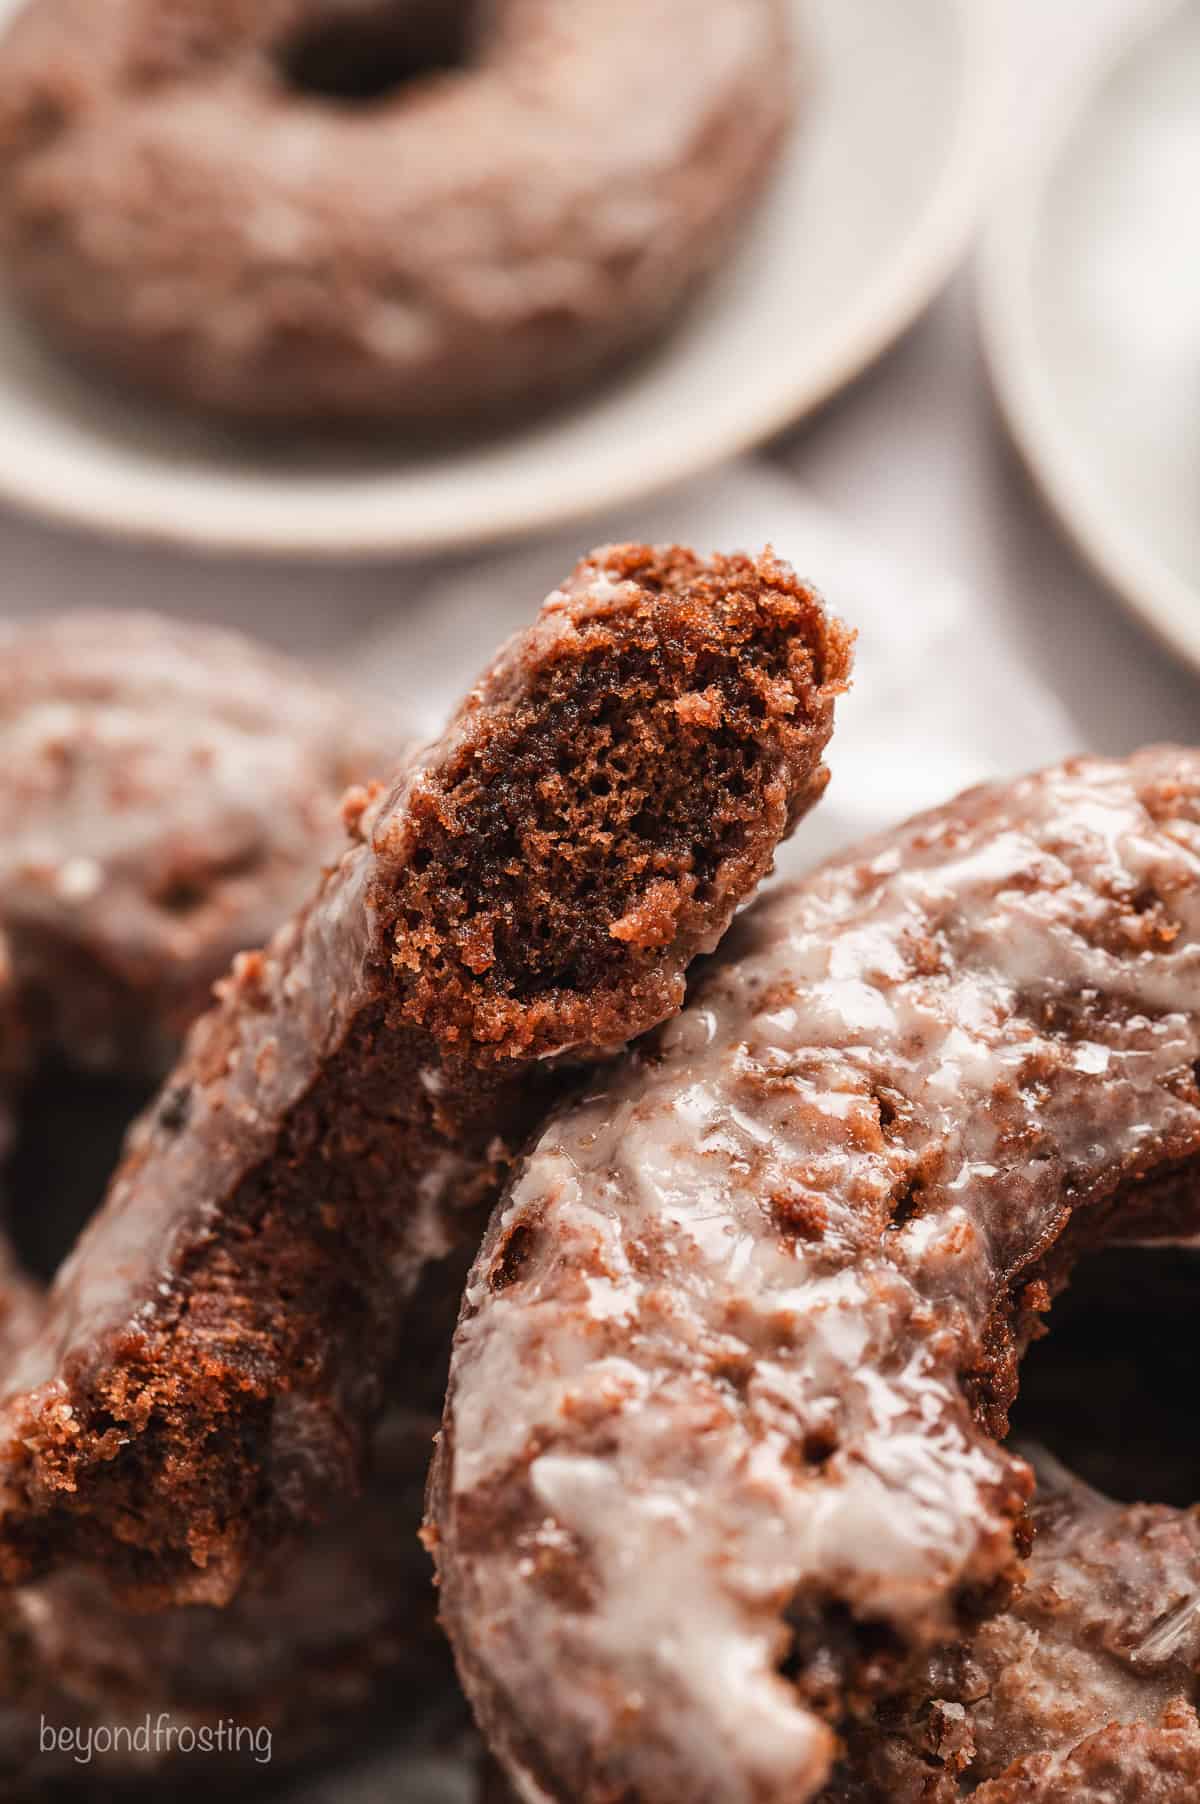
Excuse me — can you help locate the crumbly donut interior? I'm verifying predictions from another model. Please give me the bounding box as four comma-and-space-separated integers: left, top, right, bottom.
384, 589, 832, 1059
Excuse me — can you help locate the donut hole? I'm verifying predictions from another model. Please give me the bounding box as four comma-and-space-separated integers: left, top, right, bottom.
1010, 1246, 1199, 1508
157, 875, 208, 915
8, 1062, 154, 1282
275, 1, 476, 105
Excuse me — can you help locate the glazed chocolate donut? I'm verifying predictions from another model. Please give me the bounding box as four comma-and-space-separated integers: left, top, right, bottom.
0, 615, 428, 1786
431, 747, 1200, 1804
0, 545, 850, 1607
0, 610, 392, 1074
0, 0, 794, 427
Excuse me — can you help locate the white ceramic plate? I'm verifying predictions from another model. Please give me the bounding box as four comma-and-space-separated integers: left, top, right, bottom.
980, 0, 1200, 674
0, 0, 989, 560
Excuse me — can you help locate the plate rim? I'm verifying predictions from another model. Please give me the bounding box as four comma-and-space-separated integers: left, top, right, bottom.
0, 0, 996, 562
977, 0, 1200, 677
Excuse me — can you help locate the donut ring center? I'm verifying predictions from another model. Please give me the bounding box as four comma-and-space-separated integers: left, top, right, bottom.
1011, 1245, 1199, 1510
7, 1063, 156, 1284
275, 0, 478, 104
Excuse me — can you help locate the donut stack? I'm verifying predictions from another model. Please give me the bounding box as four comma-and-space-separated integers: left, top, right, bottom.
3, 556, 1198, 1803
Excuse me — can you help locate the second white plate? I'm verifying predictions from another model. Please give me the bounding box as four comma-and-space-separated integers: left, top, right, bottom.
980, 0, 1200, 675
0, 0, 988, 559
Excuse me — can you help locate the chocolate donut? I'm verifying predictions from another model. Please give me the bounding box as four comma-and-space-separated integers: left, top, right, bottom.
0, 0, 794, 427
0, 610, 392, 1074
1, 1054, 482, 1793
0, 614, 427, 1786
0, 1092, 471, 1790
0, 546, 850, 1607
431, 747, 1200, 1804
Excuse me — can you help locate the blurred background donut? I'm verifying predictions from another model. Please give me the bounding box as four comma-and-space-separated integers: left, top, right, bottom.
0, 0, 794, 428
